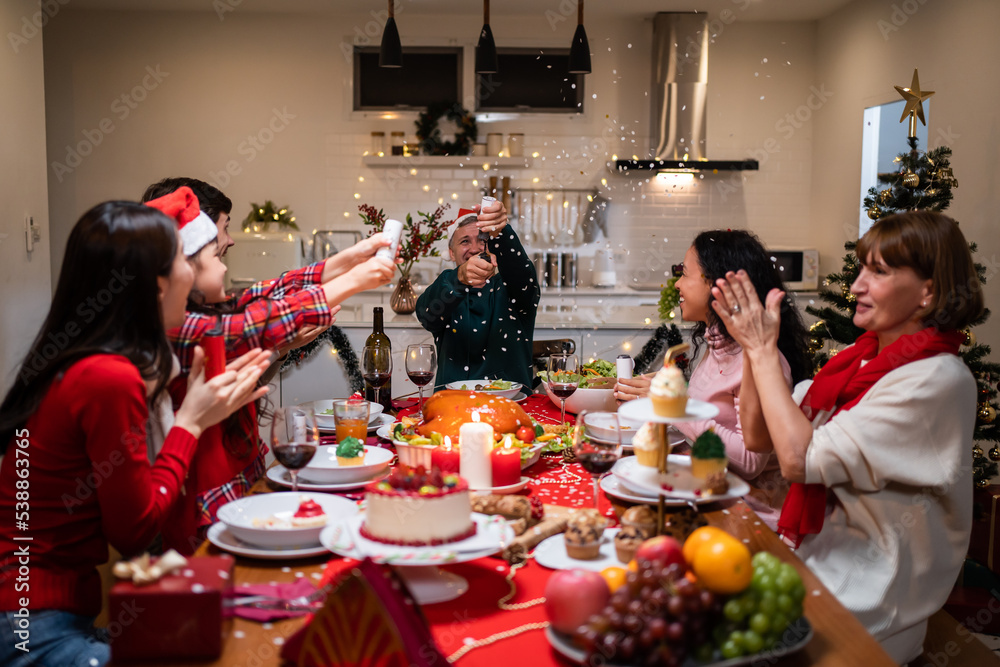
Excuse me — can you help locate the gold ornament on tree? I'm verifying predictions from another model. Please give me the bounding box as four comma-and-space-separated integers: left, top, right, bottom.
979, 477, 991, 489
867, 206, 881, 220
990, 446, 1000, 462
878, 189, 892, 203
978, 403, 996, 424
973, 445, 985, 460
894, 68, 935, 138
902, 171, 920, 188
962, 329, 976, 347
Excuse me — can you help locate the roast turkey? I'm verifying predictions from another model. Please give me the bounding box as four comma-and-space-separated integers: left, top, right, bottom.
415, 390, 533, 439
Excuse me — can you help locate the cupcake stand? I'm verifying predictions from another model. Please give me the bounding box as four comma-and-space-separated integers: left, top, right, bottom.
618, 397, 721, 535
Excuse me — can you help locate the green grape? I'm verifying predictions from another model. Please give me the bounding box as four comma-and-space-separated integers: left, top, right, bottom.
724, 598, 745, 622
749, 612, 770, 635
758, 591, 778, 616
728, 630, 746, 650
776, 593, 795, 614
789, 580, 806, 604
775, 565, 799, 594
772, 612, 791, 635
720, 639, 743, 659
751, 551, 780, 569
742, 629, 765, 654
694, 643, 715, 663
751, 570, 775, 595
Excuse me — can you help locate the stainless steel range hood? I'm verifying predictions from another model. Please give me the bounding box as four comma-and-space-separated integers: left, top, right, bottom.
615, 12, 758, 174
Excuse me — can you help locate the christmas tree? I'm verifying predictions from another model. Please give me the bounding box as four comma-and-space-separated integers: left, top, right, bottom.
805, 70, 999, 488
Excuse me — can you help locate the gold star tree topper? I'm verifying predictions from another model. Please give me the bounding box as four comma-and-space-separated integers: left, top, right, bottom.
894, 68, 935, 137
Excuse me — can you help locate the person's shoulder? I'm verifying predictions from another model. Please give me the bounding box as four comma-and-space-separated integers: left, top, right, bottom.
62, 354, 144, 392
885, 353, 974, 393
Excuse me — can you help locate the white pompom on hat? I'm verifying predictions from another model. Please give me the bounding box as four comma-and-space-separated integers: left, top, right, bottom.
144, 186, 217, 257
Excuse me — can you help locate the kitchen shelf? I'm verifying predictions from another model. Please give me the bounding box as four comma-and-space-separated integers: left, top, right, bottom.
362, 156, 533, 169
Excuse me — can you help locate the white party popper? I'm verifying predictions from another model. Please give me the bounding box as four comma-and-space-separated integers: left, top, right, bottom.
477, 196, 497, 261
376, 218, 404, 261
616, 354, 634, 380
459, 411, 494, 490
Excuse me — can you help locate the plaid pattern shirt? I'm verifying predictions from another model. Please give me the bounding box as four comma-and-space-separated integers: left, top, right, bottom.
168, 261, 330, 374
195, 442, 268, 535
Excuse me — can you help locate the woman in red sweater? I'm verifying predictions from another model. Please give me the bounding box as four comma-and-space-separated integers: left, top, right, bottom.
0, 200, 270, 667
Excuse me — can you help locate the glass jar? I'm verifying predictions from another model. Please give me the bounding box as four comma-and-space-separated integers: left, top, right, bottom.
370, 131, 385, 156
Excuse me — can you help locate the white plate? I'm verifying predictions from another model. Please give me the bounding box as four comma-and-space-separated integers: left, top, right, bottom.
206, 522, 331, 560
543, 384, 617, 414
599, 474, 699, 507
321, 513, 514, 565
618, 397, 719, 424
534, 528, 629, 571
216, 492, 358, 549
445, 380, 523, 399
297, 445, 394, 485
511, 391, 528, 403
266, 465, 387, 492
470, 476, 530, 495
611, 455, 750, 503
545, 619, 814, 667
376, 423, 397, 440
589, 433, 686, 454
310, 399, 384, 430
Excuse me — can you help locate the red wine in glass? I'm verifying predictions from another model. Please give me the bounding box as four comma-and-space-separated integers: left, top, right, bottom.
550, 382, 578, 399
407, 371, 434, 387
577, 450, 619, 475
273, 443, 317, 471
363, 372, 391, 388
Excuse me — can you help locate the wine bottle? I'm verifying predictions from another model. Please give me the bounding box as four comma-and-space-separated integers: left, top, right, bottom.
364, 306, 393, 414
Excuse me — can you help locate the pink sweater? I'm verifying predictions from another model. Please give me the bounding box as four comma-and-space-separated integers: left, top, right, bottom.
672, 330, 791, 529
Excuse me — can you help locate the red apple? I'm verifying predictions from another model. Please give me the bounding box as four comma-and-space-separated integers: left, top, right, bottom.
635, 535, 686, 571
544, 569, 610, 634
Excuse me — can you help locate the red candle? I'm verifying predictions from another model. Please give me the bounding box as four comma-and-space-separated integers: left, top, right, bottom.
491, 437, 521, 487
431, 437, 461, 474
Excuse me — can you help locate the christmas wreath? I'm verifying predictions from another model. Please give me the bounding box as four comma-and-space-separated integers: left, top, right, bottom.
415, 102, 477, 156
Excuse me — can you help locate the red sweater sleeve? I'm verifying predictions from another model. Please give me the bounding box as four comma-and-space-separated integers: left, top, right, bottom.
72, 357, 198, 556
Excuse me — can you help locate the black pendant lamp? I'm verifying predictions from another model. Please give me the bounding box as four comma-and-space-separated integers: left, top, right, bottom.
475, 0, 498, 74
379, 0, 402, 68
568, 0, 591, 74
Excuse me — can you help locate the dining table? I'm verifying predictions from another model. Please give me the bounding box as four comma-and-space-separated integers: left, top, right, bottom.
123, 395, 898, 667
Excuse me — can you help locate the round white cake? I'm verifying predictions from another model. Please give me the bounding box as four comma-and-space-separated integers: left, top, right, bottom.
361, 467, 475, 546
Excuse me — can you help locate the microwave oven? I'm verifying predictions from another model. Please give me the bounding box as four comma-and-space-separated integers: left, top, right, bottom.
766, 248, 819, 291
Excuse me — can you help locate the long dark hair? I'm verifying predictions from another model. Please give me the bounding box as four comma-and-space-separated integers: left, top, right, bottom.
690, 230, 812, 385
0, 202, 178, 451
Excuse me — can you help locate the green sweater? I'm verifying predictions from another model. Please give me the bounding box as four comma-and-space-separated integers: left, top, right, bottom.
416, 227, 540, 389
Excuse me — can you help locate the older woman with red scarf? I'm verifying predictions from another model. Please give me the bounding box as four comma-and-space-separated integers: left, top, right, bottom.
712, 211, 983, 664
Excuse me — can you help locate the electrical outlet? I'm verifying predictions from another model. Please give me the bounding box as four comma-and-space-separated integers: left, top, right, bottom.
25, 216, 40, 253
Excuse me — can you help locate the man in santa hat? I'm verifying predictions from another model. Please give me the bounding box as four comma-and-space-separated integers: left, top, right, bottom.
415, 201, 539, 389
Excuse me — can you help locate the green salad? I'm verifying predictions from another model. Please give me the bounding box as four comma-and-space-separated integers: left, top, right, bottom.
459, 379, 516, 391
536, 358, 618, 388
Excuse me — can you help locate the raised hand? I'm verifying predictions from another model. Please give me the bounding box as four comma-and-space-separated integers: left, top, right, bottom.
475, 200, 508, 238
457, 253, 497, 287
711, 270, 783, 354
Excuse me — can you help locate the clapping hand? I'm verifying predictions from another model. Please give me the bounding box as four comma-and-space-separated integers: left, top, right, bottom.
711, 270, 783, 354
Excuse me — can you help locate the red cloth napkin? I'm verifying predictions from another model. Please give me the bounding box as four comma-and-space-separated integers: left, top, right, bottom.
230, 578, 320, 622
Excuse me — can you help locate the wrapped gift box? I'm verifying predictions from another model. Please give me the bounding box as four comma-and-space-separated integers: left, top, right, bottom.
969, 484, 1000, 575
109, 555, 234, 661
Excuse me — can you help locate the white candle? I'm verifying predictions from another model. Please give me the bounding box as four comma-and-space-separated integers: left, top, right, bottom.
460, 414, 494, 490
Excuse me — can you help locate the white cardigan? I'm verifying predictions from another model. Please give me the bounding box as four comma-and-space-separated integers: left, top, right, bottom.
792, 353, 975, 664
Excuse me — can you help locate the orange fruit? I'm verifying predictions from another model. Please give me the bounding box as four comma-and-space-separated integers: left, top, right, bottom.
599, 566, 628, 593
626, 559, 639, 573
691, 535, 753, 595
682, 526, 729, 564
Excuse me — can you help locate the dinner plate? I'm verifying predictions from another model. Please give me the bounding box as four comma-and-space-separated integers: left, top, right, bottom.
266, 464, 387, 492
445, 380, 523, 400
611, 455, 750, 503
600, 474, 688, 506
533, 528, 627, 571
545, 618, 813, 667
216, 492, 358, 549
321, 513, 514, 565
618, 397, 719, 424
206, 522, 331, 560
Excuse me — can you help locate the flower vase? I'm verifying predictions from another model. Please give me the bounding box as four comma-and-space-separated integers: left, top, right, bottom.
390, 275, 418, 315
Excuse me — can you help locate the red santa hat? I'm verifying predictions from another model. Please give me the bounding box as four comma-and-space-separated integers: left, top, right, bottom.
144, 186, 217, 257
453, 208, 478, 226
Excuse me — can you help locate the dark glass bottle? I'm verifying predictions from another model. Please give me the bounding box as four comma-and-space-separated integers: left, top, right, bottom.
363, 307, 393, 414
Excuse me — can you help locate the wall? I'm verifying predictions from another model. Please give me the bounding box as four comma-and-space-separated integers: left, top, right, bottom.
0, 0, 52, 394
42, 8, 818, 292
814, 0, 1000, 350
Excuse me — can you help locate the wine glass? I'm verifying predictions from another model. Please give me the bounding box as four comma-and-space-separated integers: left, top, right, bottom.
573, 410, 623, 509
547, 353, 579, 424
362, 344, 393, 408
271, 405, 319, 493
405, 344, 436, 416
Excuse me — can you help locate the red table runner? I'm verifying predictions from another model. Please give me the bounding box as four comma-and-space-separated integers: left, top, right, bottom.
314, 393, 622, 665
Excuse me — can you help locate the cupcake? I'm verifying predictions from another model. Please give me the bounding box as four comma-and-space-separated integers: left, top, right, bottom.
690, 429, 728, 480
631, 422, 663, 468
336, 437, 365, 466
614, 525, 646, 564
564, 512, 607, 560
650, 363, 687, 417
620, 505, 657, 537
